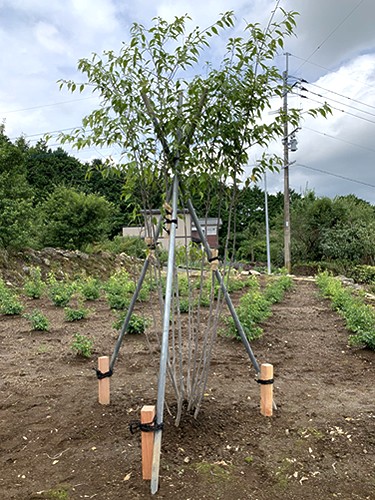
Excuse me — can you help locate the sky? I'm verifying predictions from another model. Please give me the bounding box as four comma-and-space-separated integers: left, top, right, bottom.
1, 0, 375, 204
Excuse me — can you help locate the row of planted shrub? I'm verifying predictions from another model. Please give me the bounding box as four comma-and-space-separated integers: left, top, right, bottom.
316, 271, 375, 350
0, 265, 256, 335
225, 274, 294, 341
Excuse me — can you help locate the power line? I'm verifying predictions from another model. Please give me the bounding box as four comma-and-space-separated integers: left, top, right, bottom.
1, 96, 96, 115
293, 0, 366, 73
9, 125, 84, 141
289, 53, 375, 90
300, 86, 375, 119
302, 80, 375, 112
294, 163, 375, 189
303, 126, 375, 154
295, 93, 375, 126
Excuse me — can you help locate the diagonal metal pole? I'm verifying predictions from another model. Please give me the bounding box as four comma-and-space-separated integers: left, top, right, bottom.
151, 174, 179, 495
109, 258, 150, 372
186, 198, 260, 374
109, 190, 172, 373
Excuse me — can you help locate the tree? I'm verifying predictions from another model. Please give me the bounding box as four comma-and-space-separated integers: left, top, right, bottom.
58, 10, 328, 209
0, 127, 34, 248
39, 186, 116, 250
25, 142, 87, 201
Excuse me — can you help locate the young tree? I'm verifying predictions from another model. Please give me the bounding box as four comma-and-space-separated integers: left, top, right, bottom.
56, 11, 330, 492
58, 10, 329, 204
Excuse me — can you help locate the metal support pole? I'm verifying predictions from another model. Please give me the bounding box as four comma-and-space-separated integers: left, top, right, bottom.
109, 258, 150, 372
109, 192, 171, 372
283, 52, 291, 273
151, 175, 179, 495
264, 172, 271, 275
186, 199, 260, 374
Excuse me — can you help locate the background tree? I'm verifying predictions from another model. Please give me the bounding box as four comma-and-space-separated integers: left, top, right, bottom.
0, 126, 34, 248
39, 186, 116, 250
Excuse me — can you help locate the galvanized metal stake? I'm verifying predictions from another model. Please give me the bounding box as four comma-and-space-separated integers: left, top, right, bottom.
151, 175, 179, 494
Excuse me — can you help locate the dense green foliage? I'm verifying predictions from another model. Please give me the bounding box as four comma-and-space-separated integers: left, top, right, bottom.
0, 126, 374, 274
316, 272, 375, 350
24, 309, 50, 331
225, 274, 293, 340
39, 186, 115, 250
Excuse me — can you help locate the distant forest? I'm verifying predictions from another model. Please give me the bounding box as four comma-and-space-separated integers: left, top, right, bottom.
1, 126, 374, 269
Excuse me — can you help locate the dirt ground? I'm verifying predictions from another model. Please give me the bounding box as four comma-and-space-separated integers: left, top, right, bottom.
0, 276, 374, 500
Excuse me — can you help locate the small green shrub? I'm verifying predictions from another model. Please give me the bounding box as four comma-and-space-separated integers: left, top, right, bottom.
112, 312, 149, 334
23, 266, 45, 299
76, 276, 102, 300
71, 333, 93, 358
348, 265, 375, 285
178, 298, 190, 313
47, 272, 74, 307
263, 275, 293, 304
64, 304, 90, 322
225, 275, 293, 341
137, 282, 151, 302
104, 269, 135, 309
0, 279, 24, 315
24, 309, 49, 331
0, 293, 24, 315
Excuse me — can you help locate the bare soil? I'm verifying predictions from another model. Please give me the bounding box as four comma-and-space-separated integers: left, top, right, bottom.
0, 277, 374, 499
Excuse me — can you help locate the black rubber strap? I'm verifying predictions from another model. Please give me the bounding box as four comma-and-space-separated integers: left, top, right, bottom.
129, 416, 164, 434
256, 378, 274, 385
94, 368, 113, 380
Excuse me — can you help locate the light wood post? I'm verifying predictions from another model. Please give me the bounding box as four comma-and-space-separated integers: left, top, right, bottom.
260, 363, 273, 417
98, 356, 110, 405
141, 405, 155, 480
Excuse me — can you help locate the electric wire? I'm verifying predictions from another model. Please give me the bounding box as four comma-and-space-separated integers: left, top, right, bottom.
303, 126, 375, 155
289, 53, 375, 90
294, 92, 375, 126
1, 96, 97, 115
300, 86, 375, 119
301, 80, 375, 112
294, 163, 375, 189
293, 0, 366, 74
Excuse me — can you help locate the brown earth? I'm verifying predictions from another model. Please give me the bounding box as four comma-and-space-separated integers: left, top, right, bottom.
0, 273, 374, 500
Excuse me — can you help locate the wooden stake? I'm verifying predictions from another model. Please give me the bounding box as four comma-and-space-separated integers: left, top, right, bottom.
98, 356, 110, 405
210, 248, 219, 271
260, 363, 273, 417
141, 405, 155, 480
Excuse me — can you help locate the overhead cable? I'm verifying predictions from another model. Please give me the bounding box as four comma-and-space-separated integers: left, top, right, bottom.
295, 163, 375, 189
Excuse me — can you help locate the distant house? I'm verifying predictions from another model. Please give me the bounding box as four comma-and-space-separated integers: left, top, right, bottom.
122, 210, 222, 250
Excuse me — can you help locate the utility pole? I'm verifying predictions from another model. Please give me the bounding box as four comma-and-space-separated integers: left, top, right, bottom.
283, 52, 291, 273
264, 172, 271, 275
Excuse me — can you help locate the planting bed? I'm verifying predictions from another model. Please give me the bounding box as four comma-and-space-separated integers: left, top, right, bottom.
0, 277, 374, 499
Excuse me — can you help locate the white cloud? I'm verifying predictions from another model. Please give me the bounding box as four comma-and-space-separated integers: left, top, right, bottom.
0, 0, 374, 203
34, 21, 68, 54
